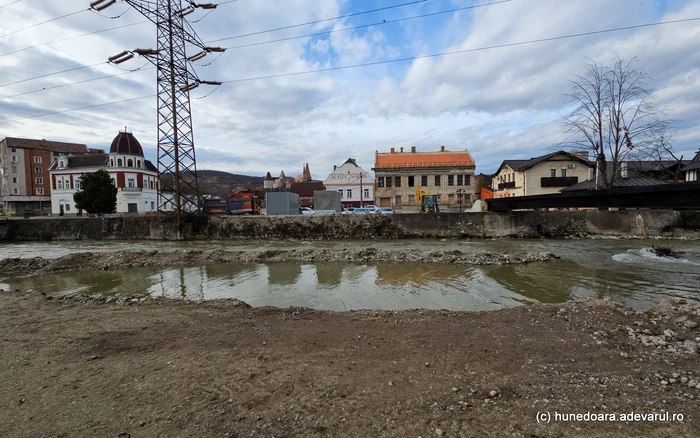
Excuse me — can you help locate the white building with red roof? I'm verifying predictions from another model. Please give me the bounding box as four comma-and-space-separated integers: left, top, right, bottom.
49, 129, 160, 215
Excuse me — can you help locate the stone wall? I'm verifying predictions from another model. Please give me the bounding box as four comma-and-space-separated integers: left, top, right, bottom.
1, 210, 699, 242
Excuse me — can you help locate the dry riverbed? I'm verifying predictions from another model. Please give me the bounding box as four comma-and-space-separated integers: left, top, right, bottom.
0, 248, 558, 279
1, 291, 699, 438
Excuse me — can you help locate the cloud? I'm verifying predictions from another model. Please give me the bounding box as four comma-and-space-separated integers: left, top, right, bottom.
0, 0, 698, 179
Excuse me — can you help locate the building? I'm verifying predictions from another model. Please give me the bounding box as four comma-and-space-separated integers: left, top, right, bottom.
682, 150, 700, 182
323, 158, 374, 208
49, 130, 160, 215
372, 146, 476, 211
289, 180, 325, 208
562, 162, 670, 192
266, 170, 295, 190
491, 151, 592, 198
0, 137, 95, 214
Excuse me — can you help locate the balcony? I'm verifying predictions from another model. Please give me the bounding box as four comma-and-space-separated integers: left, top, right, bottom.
498, 181, 515, 190
121, 187, 142, 192
540, 177, 579, 188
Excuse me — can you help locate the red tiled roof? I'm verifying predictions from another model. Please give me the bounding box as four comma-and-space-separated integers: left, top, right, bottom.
3, 137, 88, 153
374, 150, 475, 169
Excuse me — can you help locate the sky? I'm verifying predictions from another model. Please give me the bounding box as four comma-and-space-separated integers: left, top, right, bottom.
0, 0, 699, 180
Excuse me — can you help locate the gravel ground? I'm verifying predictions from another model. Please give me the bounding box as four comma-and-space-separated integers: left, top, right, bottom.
0, 292, 698, 438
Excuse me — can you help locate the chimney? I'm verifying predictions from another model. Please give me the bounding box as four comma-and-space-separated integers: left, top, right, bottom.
390, 147, 395, 153
621, 162, 628, 179
400, 147, 404, 153
440, 145, 445, 152
571, 151, 590, 161
333, 165, 336, 171
411, 146, 416, 153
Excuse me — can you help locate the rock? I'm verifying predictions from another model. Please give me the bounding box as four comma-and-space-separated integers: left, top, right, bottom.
688, 380, 698, 388
685, 320, 699, 329
672, 373, 680, 379
669, 378, 677, 384
452, 387, 459, 392
684, 341, 698, 354
661, 380, 669, 386
663, 329, 676, 339
436, 428, 444, 436
489, 390, 498, 398
681, 377, 689, 384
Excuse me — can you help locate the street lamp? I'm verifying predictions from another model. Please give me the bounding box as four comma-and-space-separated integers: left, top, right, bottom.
456, 189, 465, 212
348, 170, 364, 208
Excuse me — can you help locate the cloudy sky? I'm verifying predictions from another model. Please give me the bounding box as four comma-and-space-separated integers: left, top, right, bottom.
0, 0, 699, 179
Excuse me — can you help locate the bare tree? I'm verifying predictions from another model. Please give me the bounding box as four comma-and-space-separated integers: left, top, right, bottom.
561, 56, 671, 188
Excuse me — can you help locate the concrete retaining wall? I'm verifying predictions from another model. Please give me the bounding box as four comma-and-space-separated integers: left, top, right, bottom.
1, 210, 699, 242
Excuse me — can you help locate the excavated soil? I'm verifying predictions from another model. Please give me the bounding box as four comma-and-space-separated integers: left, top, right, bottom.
1, 292, 699, 438
0, 248, 558, 279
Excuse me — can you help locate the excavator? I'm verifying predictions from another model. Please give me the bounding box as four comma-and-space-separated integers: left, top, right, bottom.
416, 187, 440, 213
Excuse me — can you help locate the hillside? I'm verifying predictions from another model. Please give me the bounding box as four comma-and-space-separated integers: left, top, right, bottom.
160, 170, 263, 198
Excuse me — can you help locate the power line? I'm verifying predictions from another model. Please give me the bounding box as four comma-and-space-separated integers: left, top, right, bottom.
0, 21, 148, 59
221, 17, 700, 84
206, 0, 428, 43
3, 17, 699, 125
0, 61, 107, 89
0, 8, 88, 40
224, 0, 511, 51
0, 0, 22, 11
0, 66, 153, 101
0, 95, 155, 126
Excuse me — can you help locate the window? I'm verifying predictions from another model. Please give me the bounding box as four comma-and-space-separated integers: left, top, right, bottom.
151, 201, 155, 210
35, 167, 42, 174
550, 169, 556, 178
464, 175, 471, 186
386, 176, 392, 188
59, 161, 64, 167
137, 160, 141, 168
128, 178, 135, 188
434, 175, 441, 186
75, 179, 81, 190
65, 204, 70, 212
421, 175, 428, 186
346, 189, 352, 198
394, 176, 401, 187
35, 177, 43, 184
11, 148, 16, 152
408, 194, 415, 204
448, 175, 454, 186
36, 188, 44, 195
395, 195, 401, 206
11, 177, 17, 184
338, 189, 343, 199
561, 169, 567, 178
57, 180, 63, 190
448, 194, 455, 203
377, 177, 384, 188
11, 155, 18, 163
33, 156, 42, 164
127, 159, 133, 167
408, 176, 414, 187
110, 159, 114, 166
12, 188, 18, 194
117, 159, 123, 167
11, 166, 17, 173
457, 175, 463, 186
363, 188, 370, 199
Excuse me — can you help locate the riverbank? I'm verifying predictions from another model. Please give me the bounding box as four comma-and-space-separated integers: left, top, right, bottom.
0, 248, 558, 280
1, 210, 699, 241
0, 292, 698, 437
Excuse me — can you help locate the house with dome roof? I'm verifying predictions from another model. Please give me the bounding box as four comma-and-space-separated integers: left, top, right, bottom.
49, 129, 161, 215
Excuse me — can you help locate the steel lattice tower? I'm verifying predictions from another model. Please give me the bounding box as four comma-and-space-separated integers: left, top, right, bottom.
91, 0, 222, 231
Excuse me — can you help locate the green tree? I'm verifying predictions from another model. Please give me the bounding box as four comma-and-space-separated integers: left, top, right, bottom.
73, 169, 117, 214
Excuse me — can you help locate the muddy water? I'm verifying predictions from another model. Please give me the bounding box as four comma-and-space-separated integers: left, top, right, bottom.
1, 239, 699, 311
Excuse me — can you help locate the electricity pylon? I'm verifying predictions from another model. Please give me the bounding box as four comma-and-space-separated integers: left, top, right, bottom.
91, 0, 223, 232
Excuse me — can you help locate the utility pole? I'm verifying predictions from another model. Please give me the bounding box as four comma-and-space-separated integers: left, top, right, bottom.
90, 0, 223, 235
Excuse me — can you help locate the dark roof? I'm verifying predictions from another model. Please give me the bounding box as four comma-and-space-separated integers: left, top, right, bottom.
110, 131, 144, 156
66, 154, 109, 169
562, 176, 669, 191
682, 150, 700, 172
2, 137, 88, 153
144, 160, 157, 172
626, 160, 690, 171
343, 158, 358, 166
264, 171, 274, 181
289, 181, 325, 197
497, 151, 592, 174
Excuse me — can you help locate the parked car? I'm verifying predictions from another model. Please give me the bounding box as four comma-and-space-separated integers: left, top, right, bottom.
377, 207, 394, 214
438, 207, 447, 213
363, 205, 379, 213
300, 207, 315, 215
341, 207, 355, 214
353, 208, 368, 215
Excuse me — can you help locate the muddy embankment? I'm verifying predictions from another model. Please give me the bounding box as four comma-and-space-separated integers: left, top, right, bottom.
0, 248, 558, 280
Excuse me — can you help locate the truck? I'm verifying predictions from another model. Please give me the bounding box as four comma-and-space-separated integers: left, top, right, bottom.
202, 189, 261, 215
416, 187, 440, 213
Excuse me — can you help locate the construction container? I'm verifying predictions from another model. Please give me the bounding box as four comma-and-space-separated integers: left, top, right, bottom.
266, 192, 300, 215
313, 190, 341, 214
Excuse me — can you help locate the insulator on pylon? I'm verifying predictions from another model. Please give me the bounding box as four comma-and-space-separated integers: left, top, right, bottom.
179, 6, 196, 17
197, 3, 217, 9
181, 83, 200, 92
134, 48, 159, 56
90, 0, 116, 11
188, 51, 207, 62
205, 46, 226, 53
108, 51, 134, 64
200, 80, 222, 86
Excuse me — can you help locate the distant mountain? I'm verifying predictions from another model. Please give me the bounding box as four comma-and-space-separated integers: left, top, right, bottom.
160, 170, 263, 198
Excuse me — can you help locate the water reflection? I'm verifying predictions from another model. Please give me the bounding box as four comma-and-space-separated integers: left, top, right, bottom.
267, 263, 302, 285
375, 263, 469, 286
315, 264, 343, 287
